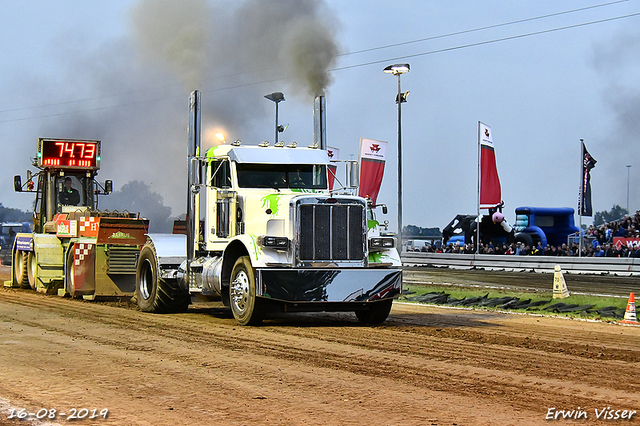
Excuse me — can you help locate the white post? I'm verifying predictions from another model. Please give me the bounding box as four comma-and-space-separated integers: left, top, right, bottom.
476, 121, 481, 254
579, 139, 583, 257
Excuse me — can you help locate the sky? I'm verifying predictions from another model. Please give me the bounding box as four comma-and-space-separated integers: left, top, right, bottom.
1, 0, 640, 231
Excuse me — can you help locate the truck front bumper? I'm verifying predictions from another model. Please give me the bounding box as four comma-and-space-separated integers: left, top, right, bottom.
257, 268, 402, 303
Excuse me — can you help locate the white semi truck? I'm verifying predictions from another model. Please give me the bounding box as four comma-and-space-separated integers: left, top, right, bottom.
136, 91, 402, 325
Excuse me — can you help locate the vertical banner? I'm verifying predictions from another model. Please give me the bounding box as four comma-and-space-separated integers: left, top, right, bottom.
479, 122, 502, 209
580, 142, 597, 216
358, 138, 387, 204
326, 146, 339, 190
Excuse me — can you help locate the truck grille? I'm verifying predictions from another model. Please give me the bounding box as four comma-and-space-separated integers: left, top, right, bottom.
298, 203, 365, 262
106, 246, 139, 274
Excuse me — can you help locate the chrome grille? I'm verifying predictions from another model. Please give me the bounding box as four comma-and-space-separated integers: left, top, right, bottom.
298, 202, 365, 262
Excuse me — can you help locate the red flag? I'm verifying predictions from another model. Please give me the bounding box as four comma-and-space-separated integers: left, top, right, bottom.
326, 146, 339, 190
479, 123, 502, 209
358, 139, 386, 204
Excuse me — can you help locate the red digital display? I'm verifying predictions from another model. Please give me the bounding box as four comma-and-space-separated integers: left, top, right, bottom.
38, 139, 100, 170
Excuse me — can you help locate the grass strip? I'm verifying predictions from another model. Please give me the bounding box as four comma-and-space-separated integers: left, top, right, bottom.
401, 283, 630, 321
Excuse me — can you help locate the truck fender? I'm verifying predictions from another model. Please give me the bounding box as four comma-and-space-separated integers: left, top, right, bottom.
225, 234, 287, 269
145, 233, 187, 266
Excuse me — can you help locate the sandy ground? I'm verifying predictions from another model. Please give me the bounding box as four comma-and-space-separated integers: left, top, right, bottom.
0, 265, 638, 426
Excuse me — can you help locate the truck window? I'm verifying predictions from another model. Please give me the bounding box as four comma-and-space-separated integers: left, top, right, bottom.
211, 160, 231, 188
236, 164, 327, 189
58, 176, 82, 206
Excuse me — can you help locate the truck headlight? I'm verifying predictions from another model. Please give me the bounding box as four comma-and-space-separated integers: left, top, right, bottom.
369, 237, 395, 249
259, 236, 290, 248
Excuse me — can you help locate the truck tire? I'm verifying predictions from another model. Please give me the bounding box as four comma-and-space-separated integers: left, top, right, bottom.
136, 241, 190, 313
13, 250, 29, 289
355, 299, 393, 325
27, 252, 36, 290
229, 256, 264, 326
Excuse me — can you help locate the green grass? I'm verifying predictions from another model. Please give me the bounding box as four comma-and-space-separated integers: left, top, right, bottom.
400, 283, 630, 321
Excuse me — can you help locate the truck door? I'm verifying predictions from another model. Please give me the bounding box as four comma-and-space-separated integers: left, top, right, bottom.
209, 160, 236, 240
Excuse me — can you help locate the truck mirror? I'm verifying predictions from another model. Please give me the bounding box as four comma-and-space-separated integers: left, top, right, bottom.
105, 180, 113, 194
13, 175, 22, 192
382, 205, 388, 214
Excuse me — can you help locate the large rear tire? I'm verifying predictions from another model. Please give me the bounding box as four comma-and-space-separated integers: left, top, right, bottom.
13, 250, 29, 289
27, 252, 36, 290
229, 256, 263, 326
355, 299, 393, 325
136, 241, 190, 313
65, 246, 78, 297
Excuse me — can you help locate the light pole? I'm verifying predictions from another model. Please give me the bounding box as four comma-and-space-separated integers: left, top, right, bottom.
627, 164, 632, 214
383, 63, 410, 249
264, 92, 285, 144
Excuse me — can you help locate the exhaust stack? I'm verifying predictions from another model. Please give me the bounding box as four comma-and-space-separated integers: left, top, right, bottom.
313, 95, 326, 150
187, 90, 202, 269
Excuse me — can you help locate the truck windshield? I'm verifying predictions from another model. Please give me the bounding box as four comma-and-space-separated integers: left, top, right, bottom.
236, 164, 327, 189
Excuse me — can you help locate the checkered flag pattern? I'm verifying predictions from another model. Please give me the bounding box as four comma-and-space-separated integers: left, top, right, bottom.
79, 217, 97, 232
74, 244, 93, 266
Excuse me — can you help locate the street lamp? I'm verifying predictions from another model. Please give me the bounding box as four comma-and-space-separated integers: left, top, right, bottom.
627, 165, 632, 214
383, 63, 410, 249
264, 92, 285, 145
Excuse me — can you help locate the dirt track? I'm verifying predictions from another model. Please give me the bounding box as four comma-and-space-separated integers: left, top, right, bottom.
0, 266, 638, 426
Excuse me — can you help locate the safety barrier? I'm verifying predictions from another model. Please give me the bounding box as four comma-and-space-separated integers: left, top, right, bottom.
401, 252, 640, 276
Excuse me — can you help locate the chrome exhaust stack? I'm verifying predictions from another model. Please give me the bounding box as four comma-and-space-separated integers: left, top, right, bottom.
187, 90, 202, 271
313, 95, 326, 150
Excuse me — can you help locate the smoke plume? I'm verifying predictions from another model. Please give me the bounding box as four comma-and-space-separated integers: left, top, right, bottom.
6, 0, 342, 221
131, 0, 341, 99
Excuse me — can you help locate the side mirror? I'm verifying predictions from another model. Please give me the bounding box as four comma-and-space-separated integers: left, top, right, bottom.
105, 180, 113, 194
382, 205, 388, 214
13, 175, 22, 192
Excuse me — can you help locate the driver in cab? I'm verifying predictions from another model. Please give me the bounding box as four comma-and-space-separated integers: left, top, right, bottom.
59, 177, 80, 205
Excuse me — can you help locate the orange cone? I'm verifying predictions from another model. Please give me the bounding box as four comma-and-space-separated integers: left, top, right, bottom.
621, 292, 638, 325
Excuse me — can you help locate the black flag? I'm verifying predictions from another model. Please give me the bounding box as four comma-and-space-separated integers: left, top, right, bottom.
580, 142, 597, 216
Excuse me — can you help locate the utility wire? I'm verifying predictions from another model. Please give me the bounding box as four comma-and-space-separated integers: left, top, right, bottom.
339, 0, 629, 57
333, 11, 640, 72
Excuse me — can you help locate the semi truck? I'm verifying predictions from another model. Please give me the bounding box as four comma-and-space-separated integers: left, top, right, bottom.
5, 138, 149, 299
135, 91, 402, 325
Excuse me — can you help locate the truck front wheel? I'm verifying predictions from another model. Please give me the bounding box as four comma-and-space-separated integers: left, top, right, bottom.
355, 299, 393, 325
136, 241, 189, 313
229, 256, 263, 326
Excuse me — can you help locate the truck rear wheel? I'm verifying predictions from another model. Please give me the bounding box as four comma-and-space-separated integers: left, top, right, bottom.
13, 250, 30, 289
229, 256, 264, 326
355, 299, 393, 325
136, 241, 190, 313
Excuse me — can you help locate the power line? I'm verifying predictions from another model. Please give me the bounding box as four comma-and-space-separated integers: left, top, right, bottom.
333, 11, 640, 72
339, 0, 630, 57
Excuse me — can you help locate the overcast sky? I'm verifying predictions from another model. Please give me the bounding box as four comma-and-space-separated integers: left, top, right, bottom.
1, 0, 639, 230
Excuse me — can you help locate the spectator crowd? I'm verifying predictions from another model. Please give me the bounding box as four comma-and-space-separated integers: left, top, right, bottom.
418, 211, 640, 257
